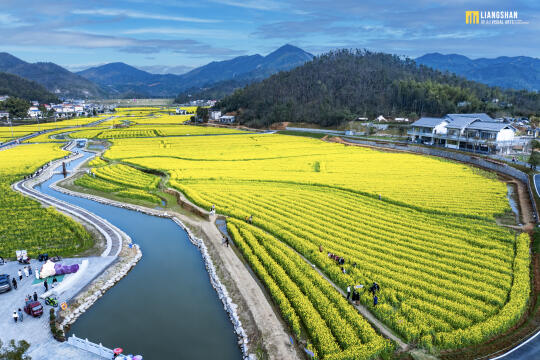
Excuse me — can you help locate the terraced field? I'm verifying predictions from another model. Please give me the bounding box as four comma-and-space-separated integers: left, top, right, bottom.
82, 131, 530, 357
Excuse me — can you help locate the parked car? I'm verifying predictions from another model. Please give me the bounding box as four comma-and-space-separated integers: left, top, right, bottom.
0, 274, 11, 293
24, 300, 44, 317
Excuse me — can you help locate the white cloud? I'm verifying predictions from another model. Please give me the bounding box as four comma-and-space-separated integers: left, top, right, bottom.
211, 0, 283, 11
0, 13, 29, 27
122, 27, 247, 39
72, 8, 220, 23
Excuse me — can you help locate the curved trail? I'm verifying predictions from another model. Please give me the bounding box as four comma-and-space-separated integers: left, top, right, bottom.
12, 147, 122, 257
14, 178, 122, 257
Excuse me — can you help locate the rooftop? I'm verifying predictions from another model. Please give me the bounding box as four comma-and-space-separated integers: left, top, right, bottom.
466, 121, 515, 132
411, 117, 446, 127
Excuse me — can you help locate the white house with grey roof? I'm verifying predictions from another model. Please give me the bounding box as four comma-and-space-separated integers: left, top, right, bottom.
408, 113, 516, 153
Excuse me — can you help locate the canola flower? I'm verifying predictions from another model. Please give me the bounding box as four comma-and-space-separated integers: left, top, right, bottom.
75, 131, 529, 354
0, 143, 93, 257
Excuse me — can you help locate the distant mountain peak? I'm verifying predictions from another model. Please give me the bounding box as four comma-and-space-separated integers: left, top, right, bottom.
416, 53, 540, 91
266, 44, 314, 58
78, 44, 314, 98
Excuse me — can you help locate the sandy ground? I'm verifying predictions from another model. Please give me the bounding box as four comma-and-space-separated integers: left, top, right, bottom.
0, 257, 114, 359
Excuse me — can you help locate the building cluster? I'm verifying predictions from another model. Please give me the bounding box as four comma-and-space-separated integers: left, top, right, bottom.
188, 99, 217, 107
209, 110, 235, 124
356, 115, 410, 122
0, 96, 115, 120
408, 113, 521, 153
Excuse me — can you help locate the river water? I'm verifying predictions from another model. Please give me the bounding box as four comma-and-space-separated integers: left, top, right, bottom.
35, 150, 242, 359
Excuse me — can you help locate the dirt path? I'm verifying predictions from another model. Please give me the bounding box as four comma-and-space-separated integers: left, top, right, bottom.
507, 180, 535, 227
169, 191, 407, 351
292, 249, 408, 350
168, 191, 301, 360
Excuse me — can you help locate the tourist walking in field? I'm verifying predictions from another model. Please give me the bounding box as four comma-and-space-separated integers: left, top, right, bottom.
352, 290, 360, 305
17, 309, 23, 322
13, 311, 18, 323
346, 285, 351, 300
249, 215, 253, 224
12, 278, 17, 290
373, 295, 378, 307
23, 266, 29, 278
18, 269, 22, 281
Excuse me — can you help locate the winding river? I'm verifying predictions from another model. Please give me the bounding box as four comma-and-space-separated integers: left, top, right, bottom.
35, 150, 242, 359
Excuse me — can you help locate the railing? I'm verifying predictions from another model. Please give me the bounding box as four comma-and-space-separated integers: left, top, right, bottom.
67, 334, 114, 358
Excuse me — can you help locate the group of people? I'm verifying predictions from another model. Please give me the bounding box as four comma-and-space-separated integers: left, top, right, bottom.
245, 215, 253, 224
12, 291, 38, 324
346, 282, 381, 307
11, 265, 38, 290
346, 285, 362, 305
327, 252, 346, 266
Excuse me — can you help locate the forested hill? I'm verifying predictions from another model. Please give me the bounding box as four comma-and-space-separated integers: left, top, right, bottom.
217, 50, 540, 128
0, 72, 58, 103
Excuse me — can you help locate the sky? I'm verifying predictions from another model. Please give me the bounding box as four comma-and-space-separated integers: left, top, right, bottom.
0, 0, 539, 74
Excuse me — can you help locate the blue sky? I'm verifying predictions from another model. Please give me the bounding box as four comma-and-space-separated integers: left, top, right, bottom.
0, 0, 538, 74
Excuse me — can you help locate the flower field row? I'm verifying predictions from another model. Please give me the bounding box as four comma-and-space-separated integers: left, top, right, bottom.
91, 164, 160, 190
75, 164, 162, 205
106, 134, 509, 218
171, 179, 523, 347
228, 219, 392, 359
0, 143, 94, 258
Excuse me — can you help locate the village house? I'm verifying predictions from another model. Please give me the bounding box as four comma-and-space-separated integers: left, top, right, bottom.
408, 113, 516, 153
219, 115, 235, 124
28, 106, 42, 118
210, 111, 222, 120
0, 95, 9, 102
0, 111, 9, 119
175, 108, 187, 115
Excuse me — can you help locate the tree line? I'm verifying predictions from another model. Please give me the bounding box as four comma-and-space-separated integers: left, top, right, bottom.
217, 49, 540, 128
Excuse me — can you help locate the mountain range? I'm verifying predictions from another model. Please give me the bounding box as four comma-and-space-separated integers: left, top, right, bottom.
77, 44, 314, 98
0, 52, 105, 99
1, 47, 538, 101
416, 53, 540, 91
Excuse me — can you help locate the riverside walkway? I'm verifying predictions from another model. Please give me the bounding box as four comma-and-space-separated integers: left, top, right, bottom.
13, 148, 122, 257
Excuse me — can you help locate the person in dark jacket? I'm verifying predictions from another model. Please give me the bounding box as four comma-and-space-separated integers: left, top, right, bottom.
352, 290, 359, 305
373, 295, 378, 306
43, 279, 48, 292
33, 292, 38, 302
12, 278, 17, 290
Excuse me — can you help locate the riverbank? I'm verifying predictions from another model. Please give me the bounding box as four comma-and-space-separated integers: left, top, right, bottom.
55, 153, 300, 359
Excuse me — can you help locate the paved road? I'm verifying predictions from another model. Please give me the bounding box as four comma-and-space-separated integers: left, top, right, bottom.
13, 155, 122, 257
492, 330, 540, 359
0, 116, 112, 149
